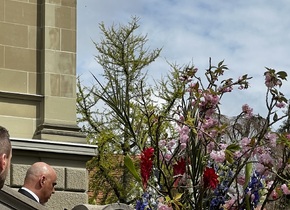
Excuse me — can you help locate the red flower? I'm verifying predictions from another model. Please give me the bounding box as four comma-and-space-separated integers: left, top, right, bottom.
140, 147, 154, 190
203, 167, 219, 189
173, 158, 186, 187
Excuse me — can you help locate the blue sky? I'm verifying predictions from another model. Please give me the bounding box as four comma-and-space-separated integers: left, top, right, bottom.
77, 0, 290, 125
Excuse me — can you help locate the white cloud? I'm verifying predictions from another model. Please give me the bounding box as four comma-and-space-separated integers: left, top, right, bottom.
77, 0, 290, 124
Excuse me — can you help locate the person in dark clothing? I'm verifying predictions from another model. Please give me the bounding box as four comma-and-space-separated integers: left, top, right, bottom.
0, 126, 12, 189
18, 162, 57, 205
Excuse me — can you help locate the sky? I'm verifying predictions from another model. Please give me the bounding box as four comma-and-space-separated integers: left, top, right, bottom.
76, 0, 290, 127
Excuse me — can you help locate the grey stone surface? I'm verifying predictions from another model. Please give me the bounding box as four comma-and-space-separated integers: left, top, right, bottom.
66, 167, 87, 191
0, 0, 98, 209
54, 166, 65, 190
4, 167, 11, 186
72, 203, 134, 210
0, 186, 47, 210
45, 191, 88, 210
9, 138, 97, 210
10, 164, 30, 187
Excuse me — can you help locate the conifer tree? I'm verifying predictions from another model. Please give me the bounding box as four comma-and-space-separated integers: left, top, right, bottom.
77, 17, 161, 204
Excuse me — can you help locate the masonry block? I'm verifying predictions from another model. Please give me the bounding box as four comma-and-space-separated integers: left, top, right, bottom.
4, 166, 11, 186
65, 167, 87, 191
46, 191, 87, 210
10, 164, 30, 187
54, 166, 65, 190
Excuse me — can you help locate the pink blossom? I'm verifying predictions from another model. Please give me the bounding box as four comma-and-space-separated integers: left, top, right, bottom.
179, 76, 192, 82
269, 189, 278, 200
207, 142, 215, 153
267, 181, 274, 189
237, 175, 245, 186
204, 93, 219, 106
187, 82, 198, 92
219, 143, 228, 150
202, 117, 218, 129
205, 108, 216, 117
251, 194, 256, 203
264, 72, 282, 88
281, 184, 290, 195
242, 104, 253, 118
164, 154, 172, 162
258, 153, 273, 166
167, 139, 176, 150
234, 150, 242, 159
265, 72, 274, 88
199, 92, 220, 115
253, 146, 264, 156
178, 125, 190, 144
158, 205, 173, 210
223, 197, 236, 209
241, 137, 251, 147
180, 143, 187, 151
276, 157, 283, 169
255, 163, 267, 175
157, 197, 173, 210
219, 84, 233, 93
159, 140, 166, 147
179, 115, 185, 123
276, 102, 286, 108
240, 137, 251, 153
255, 205, 266, 210
179, 134, 189, 144
178, 125, 190, 134
210, 150, 226, 163
198, 117, 219, 139
264, 132, 277, 147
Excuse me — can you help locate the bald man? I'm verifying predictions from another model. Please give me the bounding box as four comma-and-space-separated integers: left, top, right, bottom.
0, 126, 12, 189
18, 162, 57, 205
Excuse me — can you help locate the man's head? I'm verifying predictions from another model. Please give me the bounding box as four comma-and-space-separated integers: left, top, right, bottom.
24, 162, 57, 205
0, 126, 11, 189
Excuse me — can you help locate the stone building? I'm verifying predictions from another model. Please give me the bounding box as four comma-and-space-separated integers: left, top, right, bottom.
0, 0, 98, 209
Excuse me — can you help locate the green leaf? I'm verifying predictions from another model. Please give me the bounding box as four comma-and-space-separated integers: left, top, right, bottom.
226, 144, 240, 152
273, 113, 278, 122
225, 150, 234, 164
244, 162, 252, 190
124, 154, 141, 182
245, 193, 251, 210
277, 71, 288, 80
225, 144, 241, 164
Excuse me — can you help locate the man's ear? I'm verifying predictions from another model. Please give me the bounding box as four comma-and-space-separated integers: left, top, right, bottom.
0, 154, 7, 171
40, 175, 46, 187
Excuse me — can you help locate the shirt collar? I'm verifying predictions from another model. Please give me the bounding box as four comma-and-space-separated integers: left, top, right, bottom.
21, 187, 40, 203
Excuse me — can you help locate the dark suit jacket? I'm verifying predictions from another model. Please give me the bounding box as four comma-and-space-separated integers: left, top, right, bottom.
18, 188, 38, 203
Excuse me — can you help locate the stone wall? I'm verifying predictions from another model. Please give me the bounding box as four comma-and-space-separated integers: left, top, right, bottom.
5, 138, 98, 210
1, 186, 133, 210
72, 203, 134, 210
0, 0, 98, 209
0, 186, 47, 210
0, 0, 42, 138
0, 0, 81, 142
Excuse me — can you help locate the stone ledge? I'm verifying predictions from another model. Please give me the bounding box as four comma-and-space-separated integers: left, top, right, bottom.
11, 138, 98, 157
46, 191, 87, 210
0, 186, 47, 210
72, 203, 134, 210
0, 90, 43, 102
35, 123, 85, 136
